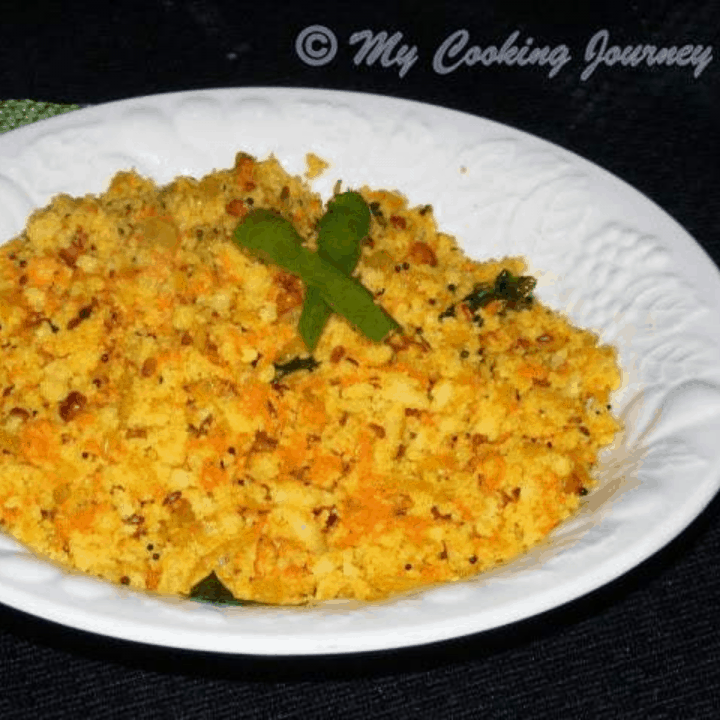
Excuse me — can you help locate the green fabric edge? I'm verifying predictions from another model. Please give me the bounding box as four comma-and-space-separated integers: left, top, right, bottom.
0, 99, 81, 134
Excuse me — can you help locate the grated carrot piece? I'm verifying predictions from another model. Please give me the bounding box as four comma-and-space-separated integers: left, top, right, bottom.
200, 461, 226, 491
19, 419, 61, 464
476, 453, 507, 493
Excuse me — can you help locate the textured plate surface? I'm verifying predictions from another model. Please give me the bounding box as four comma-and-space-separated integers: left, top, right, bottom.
1, 88, 719, 655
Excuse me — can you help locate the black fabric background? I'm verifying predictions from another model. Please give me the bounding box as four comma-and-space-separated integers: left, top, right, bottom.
1, 1, 719, 717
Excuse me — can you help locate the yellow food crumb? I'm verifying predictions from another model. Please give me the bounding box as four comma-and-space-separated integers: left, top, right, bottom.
305, 152, 329, 179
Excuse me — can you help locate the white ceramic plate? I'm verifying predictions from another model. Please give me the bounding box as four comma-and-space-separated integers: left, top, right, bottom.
1, 88, 719, 656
